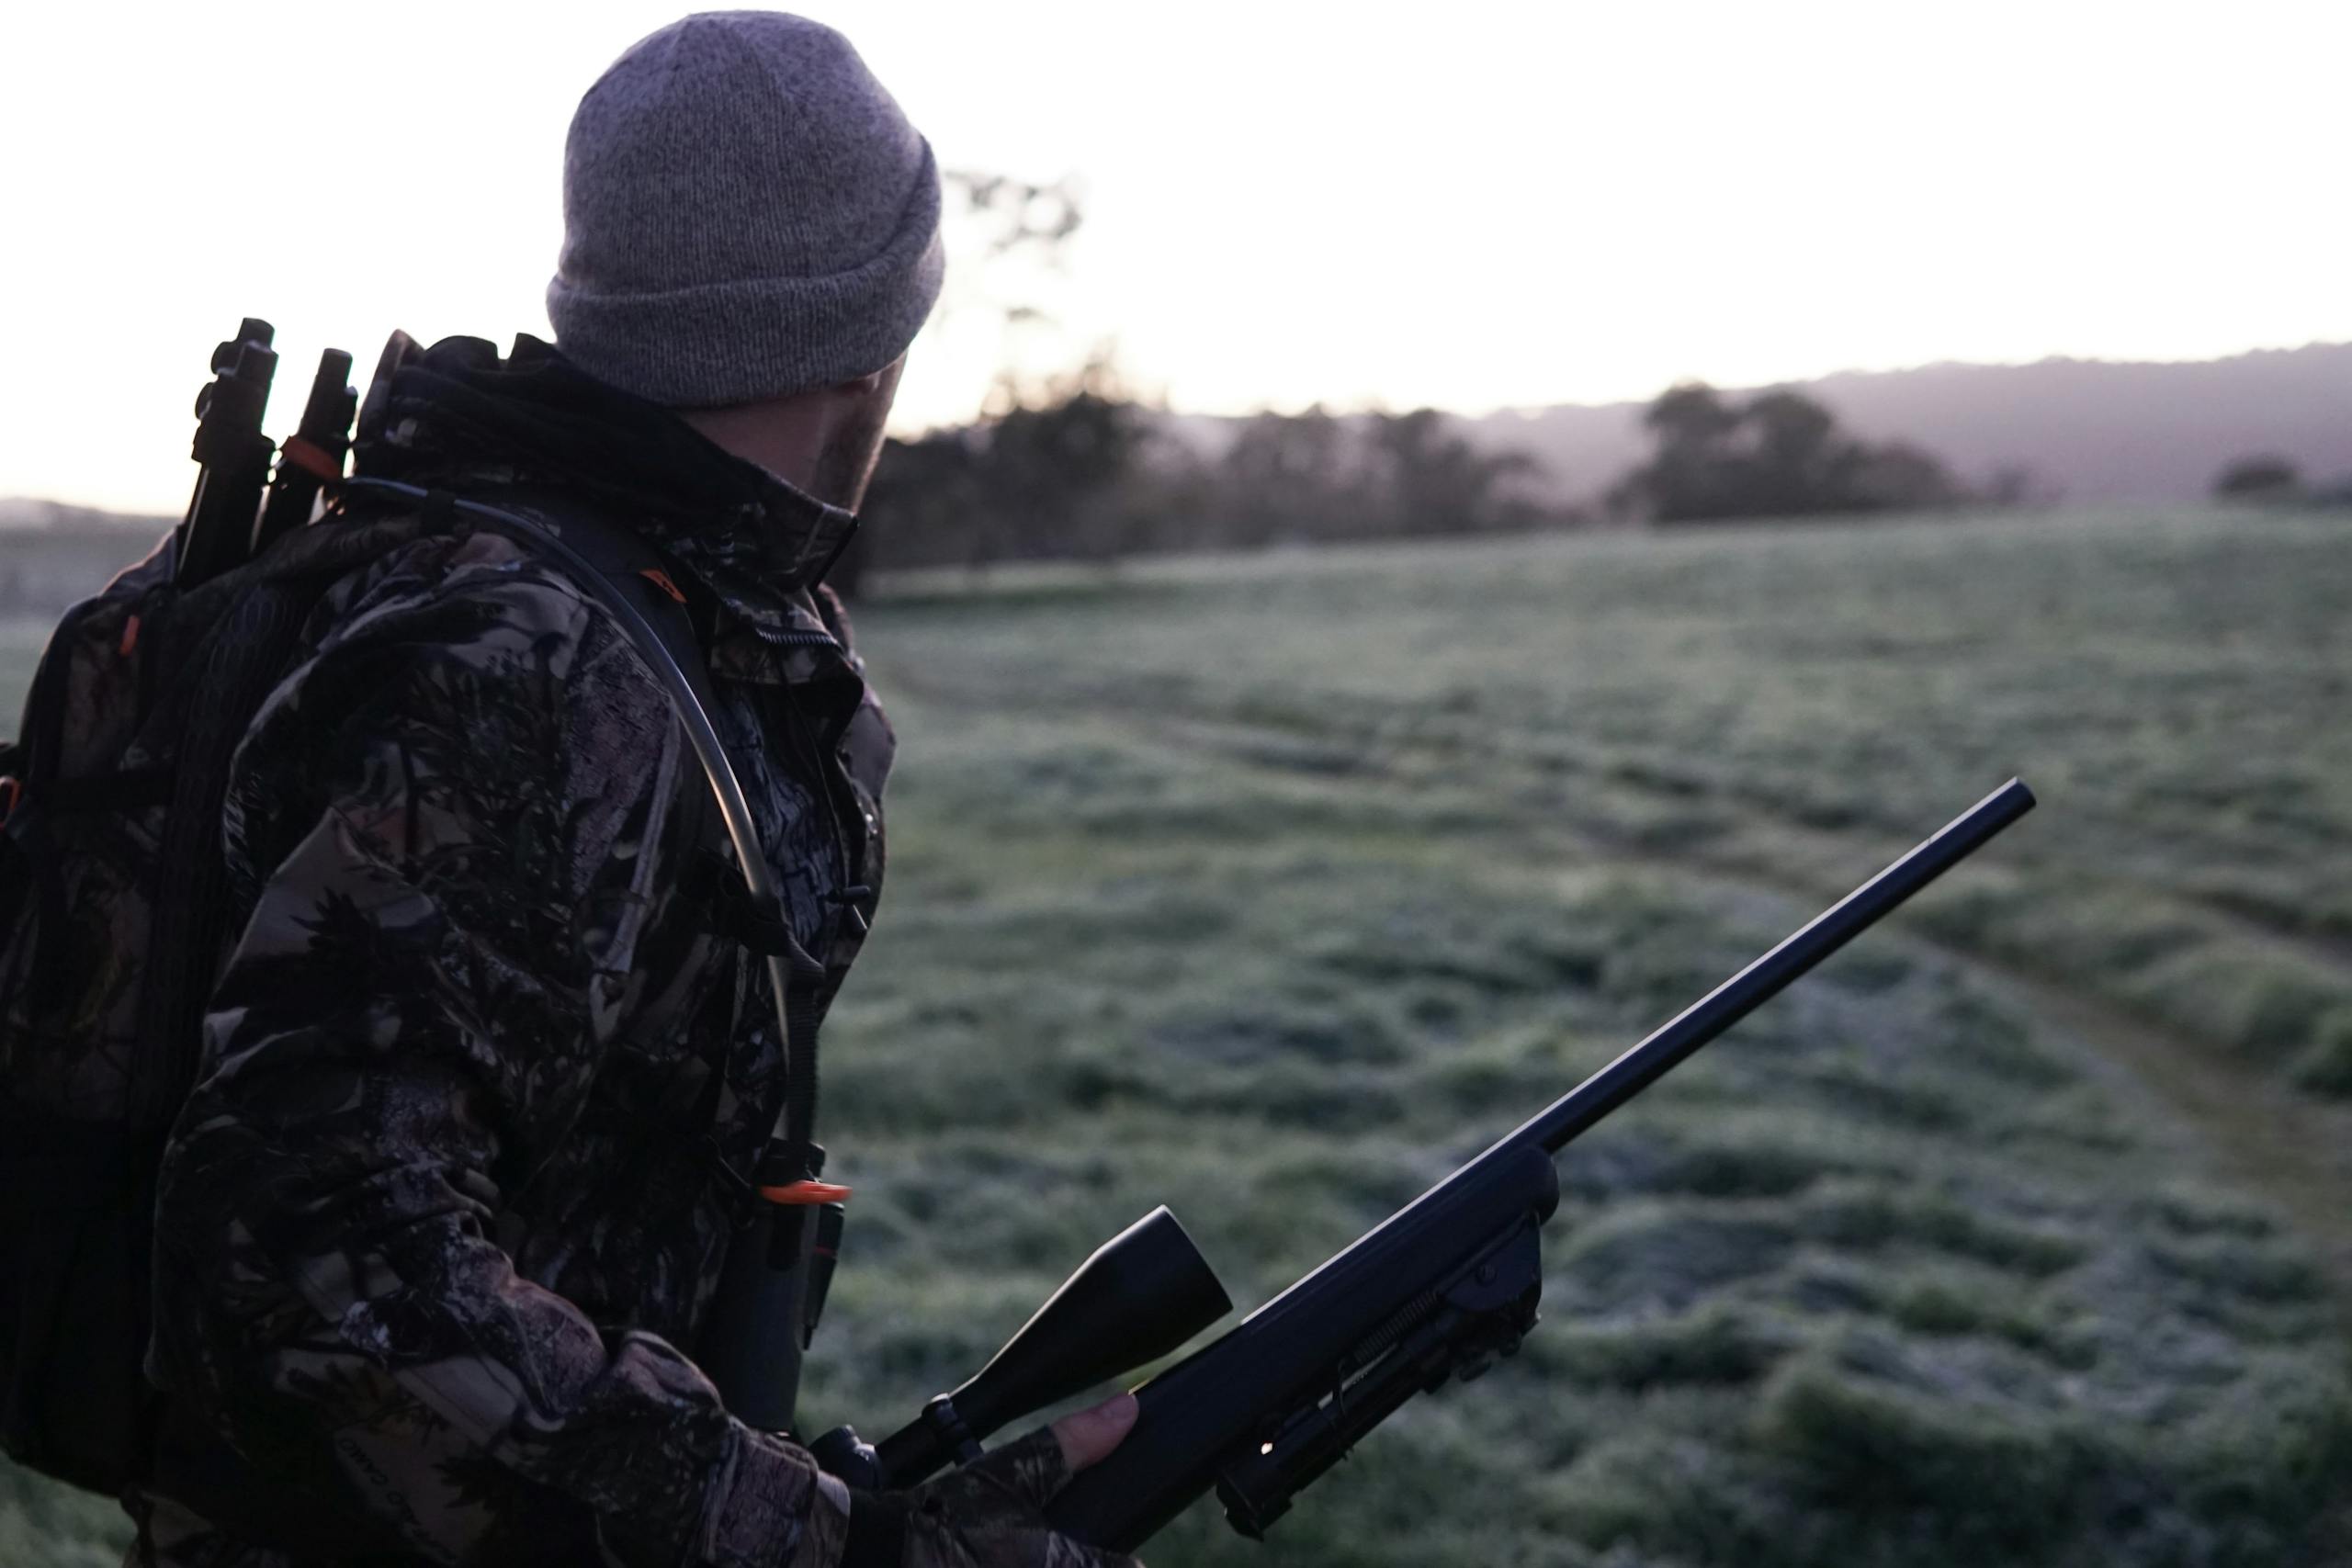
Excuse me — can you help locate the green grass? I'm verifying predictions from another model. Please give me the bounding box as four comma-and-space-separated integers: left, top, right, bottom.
7, 505, 2351, 1564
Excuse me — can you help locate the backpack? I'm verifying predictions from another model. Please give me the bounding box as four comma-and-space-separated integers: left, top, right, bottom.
0, 466, 820, 1498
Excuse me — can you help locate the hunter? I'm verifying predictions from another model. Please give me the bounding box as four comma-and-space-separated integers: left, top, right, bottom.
136, 13, 1136, 1566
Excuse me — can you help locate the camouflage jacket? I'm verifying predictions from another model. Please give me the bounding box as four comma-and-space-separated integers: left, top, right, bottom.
138, 338, 893, 1567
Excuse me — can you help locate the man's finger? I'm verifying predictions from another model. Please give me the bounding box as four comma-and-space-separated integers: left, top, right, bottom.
1050, 1392, 1138, 1473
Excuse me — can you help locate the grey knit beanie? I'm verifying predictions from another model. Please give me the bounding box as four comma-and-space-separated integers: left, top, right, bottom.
547, 11, 944, 407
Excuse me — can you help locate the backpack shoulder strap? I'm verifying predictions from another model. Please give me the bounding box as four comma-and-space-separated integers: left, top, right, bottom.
336, 479, 812, 964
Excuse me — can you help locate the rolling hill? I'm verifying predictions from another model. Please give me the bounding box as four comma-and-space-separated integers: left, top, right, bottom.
1465, 342, 2352, 506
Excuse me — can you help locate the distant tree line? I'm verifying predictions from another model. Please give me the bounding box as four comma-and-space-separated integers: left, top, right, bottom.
1604, 382, 2032, 524
2211, 453, 2352, 509
844, 373, 2066, 587
842, 371, 1559, 590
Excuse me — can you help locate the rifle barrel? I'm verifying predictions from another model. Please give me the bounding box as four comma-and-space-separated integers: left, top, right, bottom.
1518, 777, 2034, 1156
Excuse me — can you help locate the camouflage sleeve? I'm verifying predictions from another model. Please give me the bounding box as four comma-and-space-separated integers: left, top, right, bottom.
148, 541, 852, 1567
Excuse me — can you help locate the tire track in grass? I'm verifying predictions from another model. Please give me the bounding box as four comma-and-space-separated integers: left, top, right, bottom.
1584, 841, 2352, 1313
2175, 891, 2352, 981
1529, 824, 2352, 1315
1475, 810, 2352, 1316
1119, 701, 2352, 1314
1973, 961, 2352, 1311
886, 668, 2352, 1322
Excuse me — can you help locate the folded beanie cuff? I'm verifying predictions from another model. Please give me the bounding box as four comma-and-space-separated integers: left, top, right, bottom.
548, 225, 943, 407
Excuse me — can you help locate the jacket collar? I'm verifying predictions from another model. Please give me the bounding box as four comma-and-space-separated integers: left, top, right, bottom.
353, 333, 859, 667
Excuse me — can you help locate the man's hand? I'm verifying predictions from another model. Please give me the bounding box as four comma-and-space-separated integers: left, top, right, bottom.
1048, 1393, 1140, 1473
841, 1393, 1142, 1567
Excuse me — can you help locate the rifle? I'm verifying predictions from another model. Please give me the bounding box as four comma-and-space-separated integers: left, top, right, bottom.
175, 318, 278, 587
252, 346, 356, 554
814, 779, 2036, 1551
174, 316, 357, 587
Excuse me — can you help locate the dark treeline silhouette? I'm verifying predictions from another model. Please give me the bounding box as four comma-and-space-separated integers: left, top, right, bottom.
842, 373, 2060, 589
2212, 453, 2302, 503
1606, 382, 1978, 523
2211, 452, 2352, 509
2214, 454, 2301, 498
842, 371, 1558, 591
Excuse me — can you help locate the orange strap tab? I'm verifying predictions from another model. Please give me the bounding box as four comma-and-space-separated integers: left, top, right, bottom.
640, 568, 686, 604
757, 1179, 853, 1206
281, 435, 343, 480
119, 615, 141, 658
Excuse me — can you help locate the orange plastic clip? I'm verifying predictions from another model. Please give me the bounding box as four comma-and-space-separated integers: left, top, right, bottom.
757, 1179, 853, 1206
119, 615, 141, 658
280, 435, 343, 481
640, 568, 687, 604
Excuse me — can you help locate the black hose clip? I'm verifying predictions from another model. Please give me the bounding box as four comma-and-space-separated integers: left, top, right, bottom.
920, 1394, 987, 1467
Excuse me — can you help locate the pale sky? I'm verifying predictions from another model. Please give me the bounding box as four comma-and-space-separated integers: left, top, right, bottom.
2, 0, 2346, 514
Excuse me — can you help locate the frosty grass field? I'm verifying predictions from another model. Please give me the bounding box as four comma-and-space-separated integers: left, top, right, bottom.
6, 504, 2350, 1566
